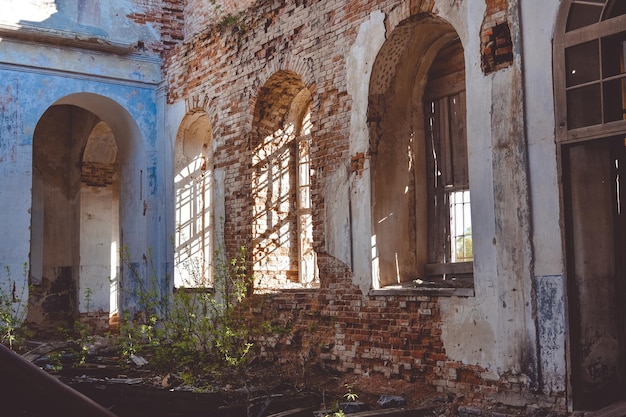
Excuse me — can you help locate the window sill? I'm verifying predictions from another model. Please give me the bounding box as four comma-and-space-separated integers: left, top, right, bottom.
370, 286, 474, 297
371, 274, 474, 297
253, 287, 320, 295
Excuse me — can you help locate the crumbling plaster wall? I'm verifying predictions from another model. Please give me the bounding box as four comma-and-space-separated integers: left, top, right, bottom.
166, 1, 560, 392
343, 0, 543, 389
436, 0, 543, 390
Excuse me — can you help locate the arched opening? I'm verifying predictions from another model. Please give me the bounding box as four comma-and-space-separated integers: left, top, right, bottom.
555, 0, 626, 410
174, 111, 213, 288
369, 16, 472, 290
28, 93, 145, 334
250, 70, 318, 290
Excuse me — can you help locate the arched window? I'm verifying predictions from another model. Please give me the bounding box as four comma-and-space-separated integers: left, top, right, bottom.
555, 0, 626, 410
369, 17, 472, 293
251, 71, 318, 290
174, 111, 213, 288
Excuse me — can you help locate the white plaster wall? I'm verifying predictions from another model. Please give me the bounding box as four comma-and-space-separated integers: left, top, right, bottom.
164, 99, 187, 266
520, 0, 566, 394
324, 164, 351, 268
1, 1, 58, 26
437, 0, 504, 369
521, 1, 562, 277
345, 11, 386, 295
434, 0, 539, 381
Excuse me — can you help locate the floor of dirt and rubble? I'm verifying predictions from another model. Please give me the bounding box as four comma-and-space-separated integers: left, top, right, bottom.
5, 338, 622, 417
2, 337, 454, 417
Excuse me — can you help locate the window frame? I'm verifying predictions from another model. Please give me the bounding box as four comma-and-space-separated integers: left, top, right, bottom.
555, 6, 626, 143
421, 39, 473, 288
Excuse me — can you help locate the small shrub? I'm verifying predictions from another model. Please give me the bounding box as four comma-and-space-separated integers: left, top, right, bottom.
0, 264, 29, 350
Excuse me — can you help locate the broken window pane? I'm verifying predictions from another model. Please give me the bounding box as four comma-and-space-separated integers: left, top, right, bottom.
450, 190, 472, 263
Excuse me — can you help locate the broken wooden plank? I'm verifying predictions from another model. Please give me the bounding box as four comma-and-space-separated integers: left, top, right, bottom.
266, 407, 312, 417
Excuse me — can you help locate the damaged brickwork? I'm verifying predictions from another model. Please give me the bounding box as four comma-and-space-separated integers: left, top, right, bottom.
480, 0, 514, 74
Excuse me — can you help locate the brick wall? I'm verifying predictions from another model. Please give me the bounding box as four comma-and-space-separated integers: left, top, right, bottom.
81, 162, 116, 187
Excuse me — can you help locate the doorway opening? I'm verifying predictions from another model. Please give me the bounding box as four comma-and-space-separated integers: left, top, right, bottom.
28, 100, 130, 334
563, 137, 626, 409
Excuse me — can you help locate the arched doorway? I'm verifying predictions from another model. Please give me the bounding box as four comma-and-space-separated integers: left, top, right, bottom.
28, 94, 145, 333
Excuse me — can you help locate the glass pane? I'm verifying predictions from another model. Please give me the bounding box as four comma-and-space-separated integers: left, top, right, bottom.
566, 41, 600, 87
604, 0, 626, 20
567, 3, 603, 31
568, 84, 603, 129
602, 32, 626, 78
449, 190, 472, 263
603, 78, 626, 122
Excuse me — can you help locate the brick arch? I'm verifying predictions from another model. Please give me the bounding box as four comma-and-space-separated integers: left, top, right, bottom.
368, 14, 460, 123
184, 94, 220, 137
410, 0, 436, 15
251, 70, 309, 147
385, 0, 450, 36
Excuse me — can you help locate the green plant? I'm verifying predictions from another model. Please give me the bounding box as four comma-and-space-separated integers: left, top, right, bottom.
0, 264, 29, 350
117, 244, 257, 385
343, 388, 358, 403
215, 10, 247, 32
84, 287, 93, 313
323, 386, 358, 417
